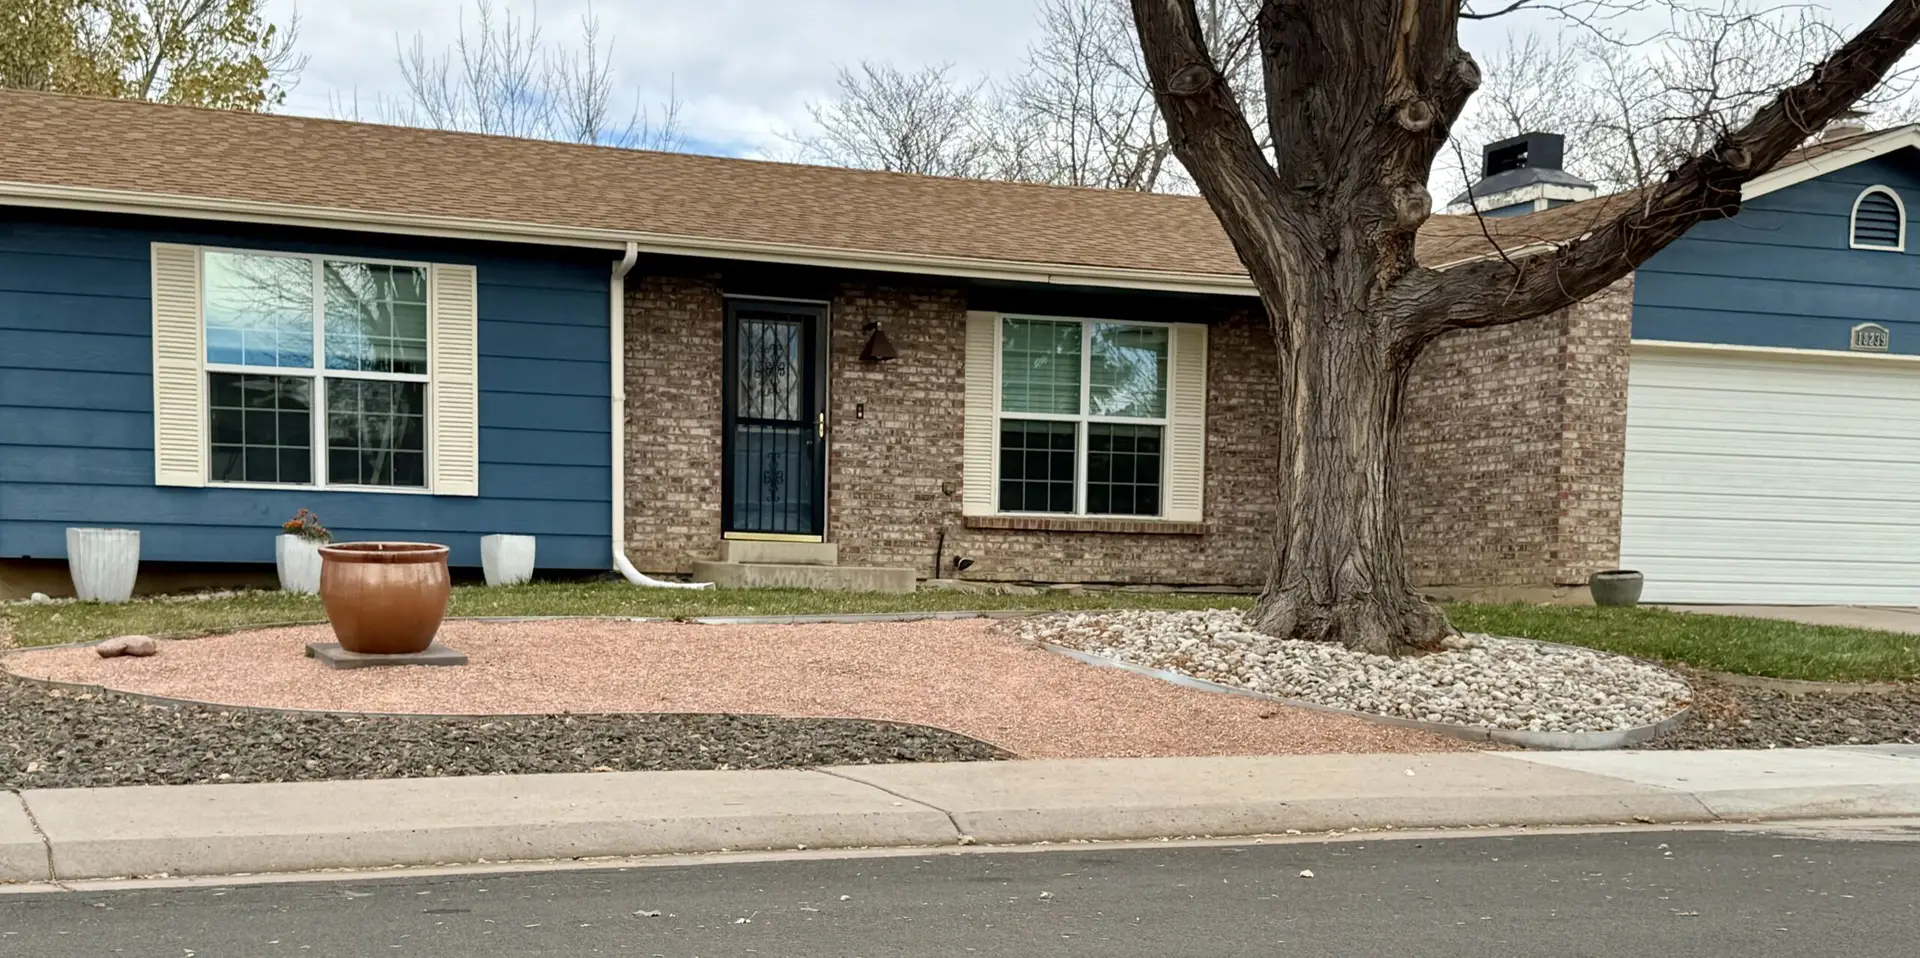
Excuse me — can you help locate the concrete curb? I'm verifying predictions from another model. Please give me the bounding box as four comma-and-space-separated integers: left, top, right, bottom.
0, 792, 47, 883
1045, 644, 1691, 750
3, 749, 1917, 884
14, 769, 957, 882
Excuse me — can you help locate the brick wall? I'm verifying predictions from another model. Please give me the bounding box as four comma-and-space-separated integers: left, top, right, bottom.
624, 270, 1631, 587
1402, 277, 1633, 588
827, 286, 1279, 584
622, 271, 725, 572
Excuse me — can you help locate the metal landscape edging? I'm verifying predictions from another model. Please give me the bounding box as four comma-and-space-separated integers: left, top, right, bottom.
1043, 644, 1692, 750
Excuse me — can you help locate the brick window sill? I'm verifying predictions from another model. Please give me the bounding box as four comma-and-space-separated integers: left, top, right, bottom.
963, 515, 1207, 536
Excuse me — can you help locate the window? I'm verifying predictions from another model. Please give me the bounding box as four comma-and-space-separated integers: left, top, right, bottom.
202, 250, 430, 489
996, 317, 1169, 517
1851, 186, 1906, 251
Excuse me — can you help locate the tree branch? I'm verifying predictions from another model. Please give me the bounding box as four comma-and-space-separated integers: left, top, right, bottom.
1131, 0, 1304, 298
1397, 0, 1920, 346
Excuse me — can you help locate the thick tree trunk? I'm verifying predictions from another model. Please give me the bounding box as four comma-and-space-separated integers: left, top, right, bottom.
1250, 288, 1451, 657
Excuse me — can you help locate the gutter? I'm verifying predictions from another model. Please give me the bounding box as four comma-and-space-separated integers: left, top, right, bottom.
609, 241, 713, 590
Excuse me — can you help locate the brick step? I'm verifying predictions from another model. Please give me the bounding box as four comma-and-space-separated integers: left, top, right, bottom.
690, 561, 915, 594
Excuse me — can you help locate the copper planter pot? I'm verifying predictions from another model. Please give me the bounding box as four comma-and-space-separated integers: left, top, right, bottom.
318, 542, 451, 655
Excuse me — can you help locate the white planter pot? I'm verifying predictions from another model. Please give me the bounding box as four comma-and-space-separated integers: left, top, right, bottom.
481, 534, 536, 586
66, 527, 140, 603
276, 534, 325, 594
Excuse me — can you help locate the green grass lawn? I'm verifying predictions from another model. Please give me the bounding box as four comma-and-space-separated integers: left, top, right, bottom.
6, 586, 1915, 683
0, 581, 1245, 650
1450, 603, 1920, 684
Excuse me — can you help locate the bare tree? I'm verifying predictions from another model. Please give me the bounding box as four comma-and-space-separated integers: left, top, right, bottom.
334, 0, 681, 150
1128, 0, 1920, 654
787, 62, 1000, 177
1441, 2, 1920, 196
793, 0, 1263, 191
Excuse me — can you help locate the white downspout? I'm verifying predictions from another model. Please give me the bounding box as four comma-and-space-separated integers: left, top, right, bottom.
610, 241, 713, 590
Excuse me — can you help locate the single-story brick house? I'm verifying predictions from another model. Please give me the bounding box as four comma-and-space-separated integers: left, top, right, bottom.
1, 90, 1915, 604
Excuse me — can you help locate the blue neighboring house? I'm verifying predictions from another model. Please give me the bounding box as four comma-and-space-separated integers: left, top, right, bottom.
1619, 129, 1920, 605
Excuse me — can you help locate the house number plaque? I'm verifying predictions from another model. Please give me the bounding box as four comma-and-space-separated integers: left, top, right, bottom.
1851, 322, 1891, 352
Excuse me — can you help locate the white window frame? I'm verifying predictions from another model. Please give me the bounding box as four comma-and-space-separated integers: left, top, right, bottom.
200, 245, 435, 495
993, 314, 1171, 519
1849, 185, 1907, 251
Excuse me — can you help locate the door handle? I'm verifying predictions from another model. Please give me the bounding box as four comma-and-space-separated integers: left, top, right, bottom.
817, 412, 825, 438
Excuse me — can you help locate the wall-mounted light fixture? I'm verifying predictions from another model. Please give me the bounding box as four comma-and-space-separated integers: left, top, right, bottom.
860, 322, 898, 363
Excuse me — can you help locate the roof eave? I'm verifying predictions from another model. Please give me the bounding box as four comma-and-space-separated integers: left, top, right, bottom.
0, 180, 1260, 297
1741, 126, 1920, 200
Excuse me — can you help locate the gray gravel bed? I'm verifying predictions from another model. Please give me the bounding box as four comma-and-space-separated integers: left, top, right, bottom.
0, 678, 1006, 790
1641, 673, 1920, 750
1013, 609, 1692, 733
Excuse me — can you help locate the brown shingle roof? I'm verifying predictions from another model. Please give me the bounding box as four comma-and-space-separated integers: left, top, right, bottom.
0, 89, 1884, 286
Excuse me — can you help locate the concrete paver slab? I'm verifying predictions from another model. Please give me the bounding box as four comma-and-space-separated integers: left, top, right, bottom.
1503, 749, 1920, 820
20, 769, 955, 881
828, 753, 1711, 845
0, 793, 47, 883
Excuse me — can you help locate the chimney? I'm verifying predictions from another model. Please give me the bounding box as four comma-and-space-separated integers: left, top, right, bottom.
1817, 108, 1871, 143
1445, 131, 1599, 217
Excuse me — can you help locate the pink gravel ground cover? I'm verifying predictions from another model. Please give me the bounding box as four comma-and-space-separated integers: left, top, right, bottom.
3, 618, 1470, 759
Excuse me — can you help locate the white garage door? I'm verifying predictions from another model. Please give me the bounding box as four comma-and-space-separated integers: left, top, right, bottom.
1621, 345, 1920, 605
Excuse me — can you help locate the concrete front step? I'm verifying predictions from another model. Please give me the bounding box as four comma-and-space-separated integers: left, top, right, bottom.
719, 540, 839, 566
691, 560, 916, 593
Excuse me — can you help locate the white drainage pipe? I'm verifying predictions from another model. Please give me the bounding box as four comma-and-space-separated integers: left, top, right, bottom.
610, 241, 714, 591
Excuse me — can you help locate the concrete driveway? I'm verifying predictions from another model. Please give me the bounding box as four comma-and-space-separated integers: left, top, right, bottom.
1661, 605, 1920, 634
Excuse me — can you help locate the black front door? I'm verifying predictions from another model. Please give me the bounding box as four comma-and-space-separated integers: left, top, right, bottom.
722, 299, 828, 537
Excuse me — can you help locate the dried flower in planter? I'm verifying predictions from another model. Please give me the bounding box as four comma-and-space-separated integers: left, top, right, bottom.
282, 509, 332, 543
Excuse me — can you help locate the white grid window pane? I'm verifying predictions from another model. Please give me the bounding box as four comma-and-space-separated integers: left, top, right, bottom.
324, 262, 429, 375
1087, 423, 1162, 516
1089, 323, 1167, 418
1000, 318, 1082, 415
327, 378, 426, 488
998, 419, 1077, 513
208, 373, 312, 484
203, 252, 314, 368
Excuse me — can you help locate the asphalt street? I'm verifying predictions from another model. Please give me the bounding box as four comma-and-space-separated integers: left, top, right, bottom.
3, 824, 1917, 957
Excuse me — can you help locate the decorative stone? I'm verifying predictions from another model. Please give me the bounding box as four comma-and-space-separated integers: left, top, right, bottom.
1011, 609, 1691, 734
95, 637, 130, 658
122, 635, 158, 657
305, 642, 468, 670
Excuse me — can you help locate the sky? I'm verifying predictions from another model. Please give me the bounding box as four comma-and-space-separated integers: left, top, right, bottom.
268, 0, 1904, 160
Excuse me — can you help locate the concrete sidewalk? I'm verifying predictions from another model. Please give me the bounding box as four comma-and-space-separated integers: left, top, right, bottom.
1661, 604, 1920, 634
4, 747, 1918, 884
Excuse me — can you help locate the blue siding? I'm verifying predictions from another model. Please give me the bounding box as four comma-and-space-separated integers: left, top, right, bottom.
1634, 152, 1920, 354
0, 209, 614, 569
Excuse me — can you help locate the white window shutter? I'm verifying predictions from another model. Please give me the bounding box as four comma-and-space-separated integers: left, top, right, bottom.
1164, 323, 1208, 523
429, 263, 480, 497
962, 310, 1000, 516
150, 243, 206, 487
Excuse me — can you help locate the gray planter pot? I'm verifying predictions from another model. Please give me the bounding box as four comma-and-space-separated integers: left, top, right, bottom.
1589, 569, 1645, 607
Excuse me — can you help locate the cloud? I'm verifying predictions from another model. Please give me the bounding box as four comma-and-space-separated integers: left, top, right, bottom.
273, 0, 1910, 160
271, 0, 1043, 156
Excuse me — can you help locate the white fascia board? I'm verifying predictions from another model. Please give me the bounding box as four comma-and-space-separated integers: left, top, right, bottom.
1742, 126, 1920, 200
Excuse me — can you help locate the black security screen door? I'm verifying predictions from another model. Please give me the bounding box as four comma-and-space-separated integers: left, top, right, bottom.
722, 299, 827, 537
